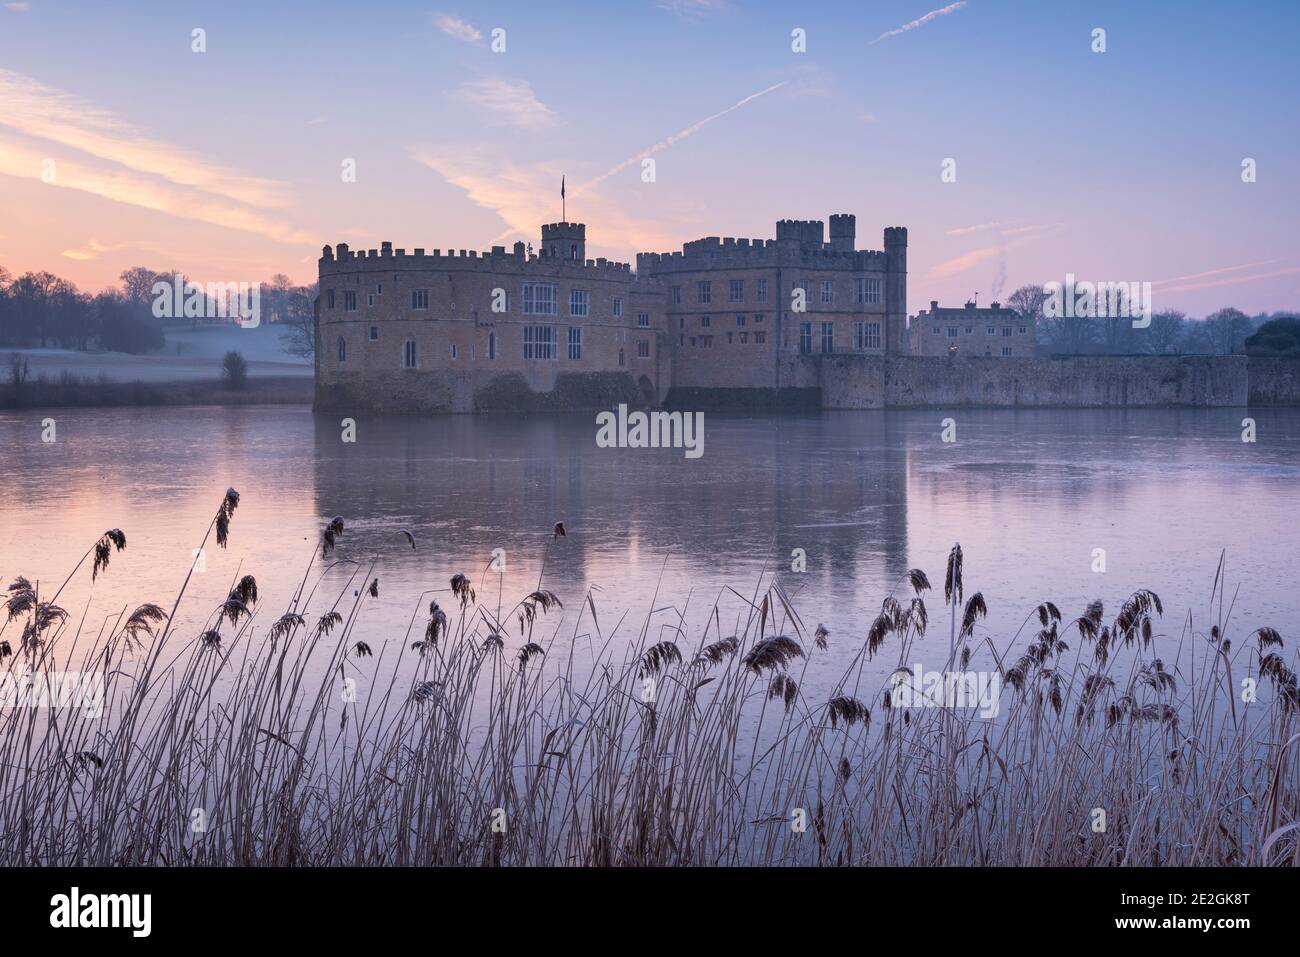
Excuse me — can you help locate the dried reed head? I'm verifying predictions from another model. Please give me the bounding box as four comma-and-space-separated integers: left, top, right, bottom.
742, 636, 803, 674
92, 529, 126, 581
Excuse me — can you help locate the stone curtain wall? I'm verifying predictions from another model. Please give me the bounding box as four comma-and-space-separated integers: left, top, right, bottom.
812, 355, 1248, 409
1246, 357, 1300, 406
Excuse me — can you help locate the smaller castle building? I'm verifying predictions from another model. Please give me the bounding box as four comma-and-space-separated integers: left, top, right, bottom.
909, 300, 1036, 357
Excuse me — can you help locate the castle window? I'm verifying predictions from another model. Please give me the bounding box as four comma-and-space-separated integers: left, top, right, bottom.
522, 282, 557, 316
679, 334, 684, 346
376, 283, 383, 295
855, 278, 881, 304
369, 325, 378, 341
672, 286, 681, 305
403, 339, 417, 368
569, 289, 589, 317
740, 331, 748, 344
618, 347, 625, 366
637, 340, 650, 359
727, 332, 733, 344
337, 337, 346, 362
798, 322, 812, 354
570, 243, 578, 261
638, 312, 650, 328
1002, 346, 1013, 357
1019, 326, 1027, 335
947, 327, 959, 338
568, 326, 582, 360
702, 335, 712, 348
1001, 327, 1012, 337
821, 280, 834, 304
755, 331, 766, 344
701, 315, 711, 328
965, 326, 973, 335
933, 326, 940, 334
757, 279, 768, 302
451, 344, 459, 359
736, 314, 746, 327
344, 291, 357, 312
488, 332, 497, 360
987, 326, 996, 335
412, 289, 429, 310
728, 279, 744, 303
523, 325, 557, 359
327, 289, 336, 310
613, 297, 623, 317
367, 294, 375, 307
678, 316, 685, 330
821, 321, 834, 353
697, 281, 711, 304
855, 320, 881, 350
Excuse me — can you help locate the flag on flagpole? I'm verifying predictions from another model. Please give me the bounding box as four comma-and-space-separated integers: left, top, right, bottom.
561, 175, 566, 220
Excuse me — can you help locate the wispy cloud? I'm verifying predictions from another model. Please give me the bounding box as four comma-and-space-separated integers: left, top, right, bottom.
657, 0, 730, 21
580, 81, 786, 192
0, 68, 287, 208
928, 223, 1065, 279
409, 146, 681, 256
945, 219, 1016, 237
0, 137, 315, 245
432, 13, 482, 44
1156, 265, 1300, 295
457, 78, 556, 130
1153, 260, 1277, 287
60, 238, 164, 261
412, 79, 787, 259
306, 114, 329, 126
3, 2, 32, 12
872, 1, 967, 44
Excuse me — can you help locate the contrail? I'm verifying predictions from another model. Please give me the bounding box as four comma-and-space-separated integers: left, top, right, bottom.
578, 81, 787, 192
871, 1, 967, 45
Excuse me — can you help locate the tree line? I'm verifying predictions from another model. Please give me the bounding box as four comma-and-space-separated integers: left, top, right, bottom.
0, 265, 318, 356
1002, 284, 1298, 356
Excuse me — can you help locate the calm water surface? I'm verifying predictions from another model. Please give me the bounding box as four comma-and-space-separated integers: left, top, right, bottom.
1, 405, 1296, 692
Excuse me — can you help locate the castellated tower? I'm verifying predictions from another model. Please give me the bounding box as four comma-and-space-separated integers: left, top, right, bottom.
884, 226, 908, 354
542, 222, 586, 262
828, 214, 856, 252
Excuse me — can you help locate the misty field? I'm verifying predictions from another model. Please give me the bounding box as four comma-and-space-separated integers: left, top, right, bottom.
1, 488, 1297, 867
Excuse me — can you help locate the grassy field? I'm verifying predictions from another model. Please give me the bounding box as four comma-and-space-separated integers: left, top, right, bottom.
1, 493, 1296, 867
0, 371, 311, 409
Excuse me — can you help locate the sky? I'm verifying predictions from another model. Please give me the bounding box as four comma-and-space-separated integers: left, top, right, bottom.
0, 0, 1297, 316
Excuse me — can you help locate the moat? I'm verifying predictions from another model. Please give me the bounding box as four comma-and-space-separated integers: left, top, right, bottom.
3, 404, 1296, 691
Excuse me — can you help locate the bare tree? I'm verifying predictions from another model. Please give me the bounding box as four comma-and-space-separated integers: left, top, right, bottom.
280, 283, 318, 359
1203, 307, 1252, 355
1140, 310, 1185, 354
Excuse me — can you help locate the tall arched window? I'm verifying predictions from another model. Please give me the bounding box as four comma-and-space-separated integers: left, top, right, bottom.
403, 339, 417, 368
337, 336, 346, 363
488, 331, 497, 360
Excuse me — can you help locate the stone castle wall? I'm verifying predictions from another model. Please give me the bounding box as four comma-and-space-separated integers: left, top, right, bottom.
315, 238, 668, 413
809, 355, 1249, 409
1245, 357, 1300, 405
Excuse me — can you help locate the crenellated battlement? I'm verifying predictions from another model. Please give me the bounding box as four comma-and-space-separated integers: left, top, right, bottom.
636, 239, 889, 274
320, 241, 632, 276
635, 216, 897, 275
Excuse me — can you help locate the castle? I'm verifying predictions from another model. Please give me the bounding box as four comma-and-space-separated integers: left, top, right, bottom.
313, 214, 908, 413
313, 215, 1243, 412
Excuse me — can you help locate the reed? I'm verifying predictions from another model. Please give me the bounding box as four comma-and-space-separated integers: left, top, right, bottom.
0, 492, 1296, 867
